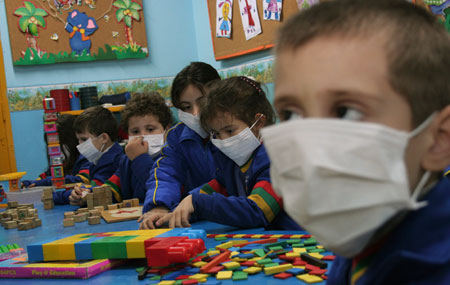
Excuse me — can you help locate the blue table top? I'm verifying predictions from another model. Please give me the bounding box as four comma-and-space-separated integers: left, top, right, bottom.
0, 204, 330, 284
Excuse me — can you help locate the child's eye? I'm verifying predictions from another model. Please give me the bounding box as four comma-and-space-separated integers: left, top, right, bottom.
210, 131, 219, 139
181, 105, 191, 112
146, 127, 154, 133
335, 106, 363, 121
278, 109, 302, 121
131, 130, 139, 135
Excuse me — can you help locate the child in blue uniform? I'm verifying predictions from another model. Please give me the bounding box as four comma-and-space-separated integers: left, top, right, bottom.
261, 0, 450, 283
103, 92, 173, 202
140, 62, 221, 229
22, 114, 90, 187
54, 106, 123, 205
151, 76, 301, 230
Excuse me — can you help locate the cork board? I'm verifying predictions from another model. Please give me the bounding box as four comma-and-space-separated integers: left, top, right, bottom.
101, 206, 143, 223
207, 0, 301, 60
5, 0, 148, 66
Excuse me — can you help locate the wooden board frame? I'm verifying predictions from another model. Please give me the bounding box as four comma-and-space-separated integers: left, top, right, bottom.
101, 206, 142, 223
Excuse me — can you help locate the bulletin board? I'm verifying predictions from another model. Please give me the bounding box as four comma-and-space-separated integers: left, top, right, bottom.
207, 0, 301, 60
4, 0, 148, 66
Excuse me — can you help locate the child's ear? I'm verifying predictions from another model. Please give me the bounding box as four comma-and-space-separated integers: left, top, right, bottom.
253, 113, 266, 131
422, 105, 450, 171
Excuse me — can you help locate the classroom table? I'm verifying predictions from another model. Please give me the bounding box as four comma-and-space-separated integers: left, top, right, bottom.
1, 203, 331, 284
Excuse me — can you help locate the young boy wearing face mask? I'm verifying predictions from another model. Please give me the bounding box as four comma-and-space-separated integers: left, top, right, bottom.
54, 106, 123, 205
261, 0, 450, 283
140, 62, 221, 229
150, 76, 301, 230
102, 92, 173, 202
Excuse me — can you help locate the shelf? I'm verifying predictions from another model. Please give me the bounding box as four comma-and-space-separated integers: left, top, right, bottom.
60, 105, 125, 115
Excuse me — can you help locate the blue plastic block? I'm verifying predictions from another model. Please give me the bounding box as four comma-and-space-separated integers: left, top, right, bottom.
185, 267, 200, 274
286, 268, 305, 275
74, 236, 104, 260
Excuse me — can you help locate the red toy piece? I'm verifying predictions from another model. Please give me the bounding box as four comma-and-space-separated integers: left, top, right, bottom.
200, 251, 231, 273
144, 237, 206, 267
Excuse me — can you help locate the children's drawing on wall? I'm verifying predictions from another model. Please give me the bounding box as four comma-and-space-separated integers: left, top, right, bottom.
238, 0, 262, 40
296, 0, 319, 11
216, 0, 233, 38
6, 0, 148, 66
263, 0, 282, 21
413, 0, 450, 32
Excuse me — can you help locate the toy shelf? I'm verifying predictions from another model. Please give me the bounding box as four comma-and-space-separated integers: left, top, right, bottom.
60, 105, 125, 115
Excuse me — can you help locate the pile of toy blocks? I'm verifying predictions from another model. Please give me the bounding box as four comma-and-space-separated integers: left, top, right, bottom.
62, 207, 102, 227
84, 185, 113, 209
42, 187, 54, 210
137, 233, 334, 284
42, 97, 65, 190
0, 202, 42, 231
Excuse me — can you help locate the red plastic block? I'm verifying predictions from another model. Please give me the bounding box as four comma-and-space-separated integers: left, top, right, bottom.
279, 254, 295, 262
302, 235, 312, 238
274, 272, 293, 279
145, 237, 206, 267
182, 280, 198, 285
309, 269, 328, 276
322, 255, 336, 261
305, 264, 321, 272
205, 265, 224, 274
242, 234, 254, 238
200, 251, 231, 273
280, 235, 293, 239
176, 275, 191, 280
293, 258, 307, 266
240, 261, 256, 267
261, 234, 273, 239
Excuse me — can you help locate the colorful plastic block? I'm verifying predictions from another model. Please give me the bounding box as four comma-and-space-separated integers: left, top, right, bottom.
243, 266, 262, 275
297, 273, 323, 283
274, 272, 293, 279
263, 264, 293, 275
232, 271, 248, 281
216, 270, 233, 280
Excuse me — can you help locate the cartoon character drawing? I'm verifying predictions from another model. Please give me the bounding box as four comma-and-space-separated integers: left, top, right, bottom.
219, 0, 232, 36
0, 185, 6, 203
265, 0, 280, 20
243, 0, 256, 33
65, 9, 98, 56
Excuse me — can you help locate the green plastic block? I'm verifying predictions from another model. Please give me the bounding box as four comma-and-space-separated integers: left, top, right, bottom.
257, 258, 273, 265
291, 243, 304, 248
92, 235, 137, 259
6, 244, 14, 250
268, 246, 284, 251
253, 249, 266, 257
309, 248, 326, 253
305, 246, 317, 251
232, 271, 248, 281
0, 246, 7, 253
264, 263, 279, 268
303, 238, 317, 246
265, 241, 287, 249
286, 239, 302, 245
149, 275, 161, 280
215, 236, 228, 241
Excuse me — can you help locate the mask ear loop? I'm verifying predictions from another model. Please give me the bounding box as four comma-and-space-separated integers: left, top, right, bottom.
250, 114, 265, 141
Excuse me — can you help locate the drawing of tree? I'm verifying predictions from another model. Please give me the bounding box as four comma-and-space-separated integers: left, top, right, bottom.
14, 1, 48, 56
113, 0, 142, 45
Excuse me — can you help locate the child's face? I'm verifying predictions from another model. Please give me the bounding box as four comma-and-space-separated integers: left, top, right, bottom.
274, 36, 430, 189
179, 85, 204, 116
76, 130, 106, 151
128, 115, 165, 136
209, 112, 251, 140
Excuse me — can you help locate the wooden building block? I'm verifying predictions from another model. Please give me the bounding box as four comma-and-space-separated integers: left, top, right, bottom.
35, 218, 42, 227
63, 218, 75, 227
4, 221, 17, 229
64, 211, 75, 218
43, 200, 54, 210
107, 204, 118, 210
89, 210, 101, 217
131, 198, 139, 207
74, 213, 86, 223
42, 187, 53, 199
7, 201, 18, 208
18, 222, 27, 231
122, 199, 133, 208
88, 216, 101, 225
95, 206, 105, 211
77, 208, 88, 214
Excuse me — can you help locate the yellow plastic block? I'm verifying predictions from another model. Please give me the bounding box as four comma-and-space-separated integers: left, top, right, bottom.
126, 236, 149, 258
189, 273, 209, 280
249, 257, 262, 261
207, 250, 220, 256
215, 234, 227, 238
309, 252, 324, 259
158, 281, 176, 285
230, 251, 239, 257
271, 235, 283, 238
293, 248, 307, 254
297, 274, 323, 283
243, 266, 262, 275
291, 234, 304, 239
232, 257, 247, 262
250, 234, 263, 239
223, 261, 240, 270
317, 245, 324, 249
231, 240, 248, 245
216, 270, 233, 280
232, 234, 245, 238
293, 266, 306, 269
286, 252, 300, 258
193, 261, 207, 268
216, 241, 233, 249
42, 234, 86, 261
263, 264, 293, 275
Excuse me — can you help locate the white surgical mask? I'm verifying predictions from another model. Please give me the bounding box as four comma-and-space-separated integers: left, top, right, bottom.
261, 115, 434, 258
129, 134, 165, 157
212, 117, 262, 166
178, 109, 208, 138
76, 136, 105, 165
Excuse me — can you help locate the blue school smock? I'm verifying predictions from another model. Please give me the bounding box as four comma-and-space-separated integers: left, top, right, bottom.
22, 155, 90, 187
143, 123, 216, 213
191, 144, 301, 230
328, 174, 450, 284
53, 142, 123, 205
104, 152, 156, 202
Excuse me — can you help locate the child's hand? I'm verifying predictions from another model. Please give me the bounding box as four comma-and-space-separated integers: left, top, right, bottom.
155, 195, 194, 228
138, 206, 169, 229
68, 185, 84, 205
125, 136, 148, 161
21, 180, 35, 188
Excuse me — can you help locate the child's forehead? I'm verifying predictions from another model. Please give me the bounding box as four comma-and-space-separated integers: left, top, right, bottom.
129, 114, 160, 124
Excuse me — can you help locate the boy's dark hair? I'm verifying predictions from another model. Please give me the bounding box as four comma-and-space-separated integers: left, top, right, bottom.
200, 76, 276, 131
121, 92, 173, 132
277, 0, 450, 127
57, 114, 79, 174
74, 106, 118, 141
171, 62, 221, 109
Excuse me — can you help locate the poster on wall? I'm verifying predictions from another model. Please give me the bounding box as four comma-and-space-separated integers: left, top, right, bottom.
296, 0, 319, 10
263, 0, 282, 21
5, 0, 148, 66
216, 0, 233, 38
238, 0, 262, 40
413, 0, 450, 32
